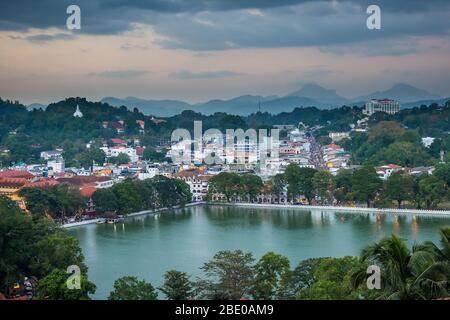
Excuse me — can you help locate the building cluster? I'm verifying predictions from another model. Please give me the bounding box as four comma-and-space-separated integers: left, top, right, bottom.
322, 144, 351, 175
1, 98, 440, 211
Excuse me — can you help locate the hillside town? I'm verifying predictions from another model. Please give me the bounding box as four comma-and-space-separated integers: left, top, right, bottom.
1, 98, 448, 224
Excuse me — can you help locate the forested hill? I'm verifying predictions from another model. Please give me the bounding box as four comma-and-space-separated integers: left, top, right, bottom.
0, 97, 449, 166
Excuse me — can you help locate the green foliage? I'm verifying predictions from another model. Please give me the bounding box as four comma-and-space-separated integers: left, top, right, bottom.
108, 153, 131, 165
92, 176, 191, 215
108, 276, 157, 300
19, 183, 86, 218
296, 257, 362, 300
312, 170, 335, 205
0, 196, 93, 296
36, 268, 96, 300
418, 175, 448, 209
284, 164, 317, 203
434, 162, 450, 187
143, 147, 167, 162
252, 252, 290, 300
195, 250, 255, 300
76, 148, 106, 169
350, 166, 382, 207
333, 169, 353, 204
382, 171, 416, 208
352, 234, 449, 300
159, 270, 193, 300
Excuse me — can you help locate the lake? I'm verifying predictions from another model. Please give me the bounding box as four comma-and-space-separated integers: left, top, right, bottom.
69, 205, 450, 299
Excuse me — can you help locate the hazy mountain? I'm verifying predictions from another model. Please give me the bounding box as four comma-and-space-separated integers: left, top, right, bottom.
354, 83, 441, 103
101, 83, 446, 117
287, 83, 348, 106
101, 97, 191, 117
27, 103, 47, 110
401, 97, 450, 109
102, 95, 325, 117
194, 95, 323, 115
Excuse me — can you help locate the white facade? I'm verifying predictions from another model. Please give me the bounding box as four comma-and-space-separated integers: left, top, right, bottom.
47, 158, 65, 173
363, 99, 400, 116
101, 146, 138, 163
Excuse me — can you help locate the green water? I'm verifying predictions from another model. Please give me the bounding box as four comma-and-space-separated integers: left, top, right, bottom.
69, 205, 450, 299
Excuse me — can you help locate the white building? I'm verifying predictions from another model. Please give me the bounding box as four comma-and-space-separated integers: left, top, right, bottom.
40, 150, 63, 160
73, 104, 83, 118
421, 137, 435, 148
329, 132, 350, 142
100, 146, 138, 163
173, 169, 212, 202
47, 158, 65, 173
363, 99, 400, 116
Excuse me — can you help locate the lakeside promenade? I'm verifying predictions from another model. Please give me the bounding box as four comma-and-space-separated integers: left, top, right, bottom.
214, 202, 450, 217
63, 202, 450, 228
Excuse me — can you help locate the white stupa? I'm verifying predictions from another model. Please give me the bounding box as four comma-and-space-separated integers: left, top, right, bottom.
73, 104, 83, 118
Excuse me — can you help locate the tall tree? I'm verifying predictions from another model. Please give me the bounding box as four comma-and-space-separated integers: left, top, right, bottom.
352, 234, 448, 300
252, 252, 290, 300
312, 170, 335, 205
195, 250, 255, 300
350, 166, 382, 207
159, 270, 193, 300
383, 171, 416, 208
108, 276, 157, 300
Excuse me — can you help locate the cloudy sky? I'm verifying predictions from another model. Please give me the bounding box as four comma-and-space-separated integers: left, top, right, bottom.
0, 0, 450, 104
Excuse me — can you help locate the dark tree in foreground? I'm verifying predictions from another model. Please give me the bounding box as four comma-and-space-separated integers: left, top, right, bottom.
36, 269, 96, 300
159, 270, 193, 300
108, 276, 157, 300
195, 250, 255, 300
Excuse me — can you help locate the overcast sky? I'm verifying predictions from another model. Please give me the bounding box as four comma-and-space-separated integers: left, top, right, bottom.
0, 0, 449, 104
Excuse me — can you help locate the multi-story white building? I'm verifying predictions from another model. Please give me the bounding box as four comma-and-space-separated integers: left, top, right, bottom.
47, 158, 65, 173
100, 146, 138, 163
363, 99, 400, 116
173, 168, 212, 202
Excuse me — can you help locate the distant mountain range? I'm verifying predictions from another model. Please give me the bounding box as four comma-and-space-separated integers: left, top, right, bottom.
28, 83, 448, 117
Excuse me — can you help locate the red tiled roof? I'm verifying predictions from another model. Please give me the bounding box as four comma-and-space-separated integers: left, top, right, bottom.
0, 177, 28, 188
57, 176, 111, 186
135, 147, 145, 156
324, 144, 342, 149
80, 186, 97, 197
111, 138, 127, 145
0, 170, 34, 179
23, 179, 60, 189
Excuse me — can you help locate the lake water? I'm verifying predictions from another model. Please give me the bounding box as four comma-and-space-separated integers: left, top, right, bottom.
69, 205, 450, 299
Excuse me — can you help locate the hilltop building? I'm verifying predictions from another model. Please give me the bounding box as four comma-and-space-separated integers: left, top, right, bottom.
363, 99, 400, 116
73, 104, 83, 118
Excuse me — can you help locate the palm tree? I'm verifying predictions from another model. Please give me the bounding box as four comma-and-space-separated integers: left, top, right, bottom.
351, 234, 448, 300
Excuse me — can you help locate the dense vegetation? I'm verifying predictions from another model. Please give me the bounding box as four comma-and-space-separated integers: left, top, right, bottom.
0, 196, 95, 299
208, 163, 450, 209
106, 228, 449, 300
92, 176, 192, 215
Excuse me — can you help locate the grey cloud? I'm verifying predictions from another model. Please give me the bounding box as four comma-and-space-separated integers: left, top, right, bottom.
88, 70, 150, 78
169, 70, 241, 79
0, 0, 449, 54
23, 33, 77, 43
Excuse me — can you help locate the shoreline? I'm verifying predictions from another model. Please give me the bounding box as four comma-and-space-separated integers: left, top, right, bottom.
62, 202, 205, 228
211, 202, 450, 217
63, 201, 450, 228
